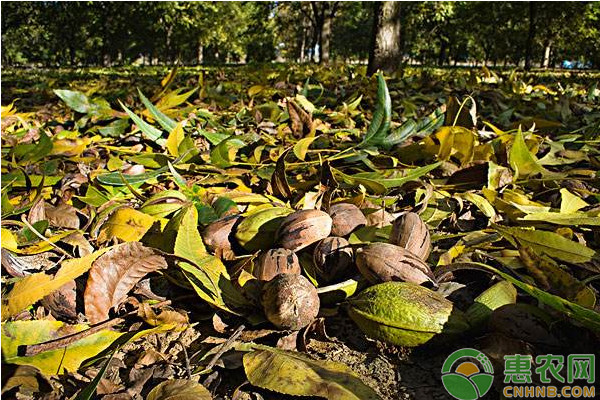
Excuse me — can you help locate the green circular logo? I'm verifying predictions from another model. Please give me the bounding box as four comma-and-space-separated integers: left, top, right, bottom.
441, 348, 494, 400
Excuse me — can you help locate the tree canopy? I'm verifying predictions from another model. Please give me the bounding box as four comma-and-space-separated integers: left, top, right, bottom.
2, 1, 599, 68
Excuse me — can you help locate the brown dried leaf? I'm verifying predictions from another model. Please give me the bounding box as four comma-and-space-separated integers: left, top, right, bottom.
41, 280, 77, 321
287, 99, 312, 138
270, 148, 293, 201
84, 242, 168, 323
27, 198, 46, 225
45, 202, 80, 229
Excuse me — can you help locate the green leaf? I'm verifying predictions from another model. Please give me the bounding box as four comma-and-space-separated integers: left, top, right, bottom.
54, 89, 91, 113
457, 262, 600, 332
382, 106, 444, 147
492, 224, 598, 265
198, 130, 230, 146
75, 348, 117, 400
27, 132, 53, 162
332, 168, 386, 194
98, 119, 129, 137
336, 162, 441, 194
360, 72, 391, 149
119, 100, 164, 144
243, 346, 382, 400
210, 137, 245, 168
509, 129, 544, 178
520, 212, 600, 226
96, 166, 168, 186
138, 89, 178, 132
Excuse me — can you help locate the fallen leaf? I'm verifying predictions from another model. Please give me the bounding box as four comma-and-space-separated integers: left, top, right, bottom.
3, 249, 108, 318
243, 346, 382, 400
84, 242, 167, 323
493, 224, 598, 267
166, 122, 184, 157
1, 320, 122, 376
175, 206, 249, 314
97, 207, 156, 243
45, 202, 80, 229
147, 379, 212, 400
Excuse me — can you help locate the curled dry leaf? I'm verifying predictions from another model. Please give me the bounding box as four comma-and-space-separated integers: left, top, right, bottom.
84, 242, 168, 323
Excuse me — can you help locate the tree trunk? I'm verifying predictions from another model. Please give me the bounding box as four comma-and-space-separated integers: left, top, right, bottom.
437, 38, 447, 67
197, 42, 204, 65
367, 1, 402, 76
525, 2, 537, 70
542, 40, 552, 69
300, 26, 306, 63
320, 10, 332, 64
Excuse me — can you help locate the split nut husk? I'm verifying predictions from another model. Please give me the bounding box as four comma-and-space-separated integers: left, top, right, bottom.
253, 248, 301, 281
347, 282, 470, 346
276, 209, 332, 251
389, 212, 431, 261
329, 203, 367, 237
262, 274, 320, 330
313, 237, 354, 283
356, 243, 435, 286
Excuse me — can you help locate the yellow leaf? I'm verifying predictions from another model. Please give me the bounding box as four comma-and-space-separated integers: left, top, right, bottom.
248, 85, 265, 97
175, 206, 249, 313
97, 207, 156, 243
560, 188, 588, 214
1, 102, 17, 117
509, 129, 544, 178
166, 122, 184, 157
19, 230, 78, 255
243, 346, 382, 400
49, 138, 88, 157
1, 228, 18, 252
3, 248, 108, 318
293, 136, 318, 161
1, 320, 122, 376
434, 126, 475, 165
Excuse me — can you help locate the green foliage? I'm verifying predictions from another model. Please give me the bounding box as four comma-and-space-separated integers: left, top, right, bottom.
2, 2, 599, 67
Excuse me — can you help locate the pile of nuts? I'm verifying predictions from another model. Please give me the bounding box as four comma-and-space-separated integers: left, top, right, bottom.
201, 201, 458, 345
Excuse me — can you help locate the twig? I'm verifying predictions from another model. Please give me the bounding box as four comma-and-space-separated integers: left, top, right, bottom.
21, 300, 171, 357
179, 339, 192, 380
20, 214, 73, 259
200, 324, 245, 374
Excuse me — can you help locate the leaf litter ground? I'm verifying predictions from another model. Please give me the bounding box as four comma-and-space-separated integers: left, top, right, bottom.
1, 65, 600, 399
